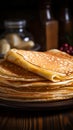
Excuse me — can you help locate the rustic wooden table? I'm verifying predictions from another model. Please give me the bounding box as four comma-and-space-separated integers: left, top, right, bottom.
0, 106, 73, 130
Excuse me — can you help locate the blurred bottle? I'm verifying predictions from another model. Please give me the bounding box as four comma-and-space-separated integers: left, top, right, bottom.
40, 0, 59, 50
59, 0, 73, 55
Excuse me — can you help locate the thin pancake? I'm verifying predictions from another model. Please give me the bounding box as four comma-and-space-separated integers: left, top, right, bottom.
0, 60, 45, 81
1, 78, 73, 87
5, 49, 73, 82
0, 82, 73, 101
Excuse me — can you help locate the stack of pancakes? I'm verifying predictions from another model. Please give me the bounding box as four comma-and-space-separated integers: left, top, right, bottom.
0, 48, 73, 102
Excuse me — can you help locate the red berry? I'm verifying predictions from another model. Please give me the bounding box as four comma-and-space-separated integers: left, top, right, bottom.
59, 43, 73, 55
63, 43, 69, 47
69, 46, 73, 51
66, 50, 70, 54
60, 47, 64, 51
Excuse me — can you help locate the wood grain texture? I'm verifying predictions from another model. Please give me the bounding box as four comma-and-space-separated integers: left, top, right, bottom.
0, 107, 73, 130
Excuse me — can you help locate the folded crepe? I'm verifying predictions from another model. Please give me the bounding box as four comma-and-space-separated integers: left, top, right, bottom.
5, 48, 73, 82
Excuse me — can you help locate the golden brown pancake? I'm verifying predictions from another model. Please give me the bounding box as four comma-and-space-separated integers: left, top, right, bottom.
0, 81, 73, 102
45, 49, 73, 60
0, 76, 72, 88
0, 60, 46, 81
5, 48, 73, 82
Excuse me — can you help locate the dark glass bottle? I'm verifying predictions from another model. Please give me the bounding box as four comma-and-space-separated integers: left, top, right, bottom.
40, 0, 59, 51
59, 0, 73, 54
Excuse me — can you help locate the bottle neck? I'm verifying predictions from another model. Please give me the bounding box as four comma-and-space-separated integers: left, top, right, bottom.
40, 1, 54, 25
46, 5, 54, 21
59, 0, 72, 22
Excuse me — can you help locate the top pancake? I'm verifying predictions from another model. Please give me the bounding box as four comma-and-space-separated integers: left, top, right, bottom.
5, 49, 73, 82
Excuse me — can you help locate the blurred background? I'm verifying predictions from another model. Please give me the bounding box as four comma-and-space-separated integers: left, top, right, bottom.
0, 0, 73, 53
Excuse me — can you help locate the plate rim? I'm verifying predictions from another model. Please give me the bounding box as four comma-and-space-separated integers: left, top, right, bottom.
0, 98, 73, 110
